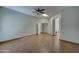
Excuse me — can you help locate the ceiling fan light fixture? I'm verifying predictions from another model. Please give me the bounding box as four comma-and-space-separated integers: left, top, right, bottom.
42, 14, 48, 17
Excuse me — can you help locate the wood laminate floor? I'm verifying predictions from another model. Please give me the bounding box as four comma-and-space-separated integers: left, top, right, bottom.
0, 34, 79, 53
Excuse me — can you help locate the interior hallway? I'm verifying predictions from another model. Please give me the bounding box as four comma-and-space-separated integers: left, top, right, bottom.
0, 33, 79, 53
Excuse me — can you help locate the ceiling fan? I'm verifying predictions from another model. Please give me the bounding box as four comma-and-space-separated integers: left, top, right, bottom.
33, 8, 48, 17
34, 8, 45, 15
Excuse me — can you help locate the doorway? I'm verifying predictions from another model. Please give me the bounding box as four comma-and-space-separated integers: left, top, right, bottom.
52, 17, 60, 38
41, 23, 48, 34
37, 23, 48, 34
55, 17, 60, 37
36, 23, 38, 35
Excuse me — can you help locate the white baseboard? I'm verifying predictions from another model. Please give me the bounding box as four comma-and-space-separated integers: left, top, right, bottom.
0, 33, 36, 42
60, 38, 79, 44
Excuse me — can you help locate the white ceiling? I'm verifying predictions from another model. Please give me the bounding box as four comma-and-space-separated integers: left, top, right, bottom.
3, 6, 70, 18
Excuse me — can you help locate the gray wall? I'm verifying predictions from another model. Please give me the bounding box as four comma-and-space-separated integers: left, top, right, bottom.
0, 7, 2, 39
61, 7, 79, 43
0, 7, 38, 42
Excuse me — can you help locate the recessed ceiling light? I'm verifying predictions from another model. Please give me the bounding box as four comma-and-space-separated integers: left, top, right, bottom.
42, 14, 48, 17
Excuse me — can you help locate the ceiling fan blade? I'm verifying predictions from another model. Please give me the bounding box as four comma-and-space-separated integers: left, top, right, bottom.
40, 9, 45, 11
39, 11, 44, 14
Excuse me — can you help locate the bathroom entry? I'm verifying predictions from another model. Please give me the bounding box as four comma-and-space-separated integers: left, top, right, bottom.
52, 17, 60, 37
55, 17, 60, 36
